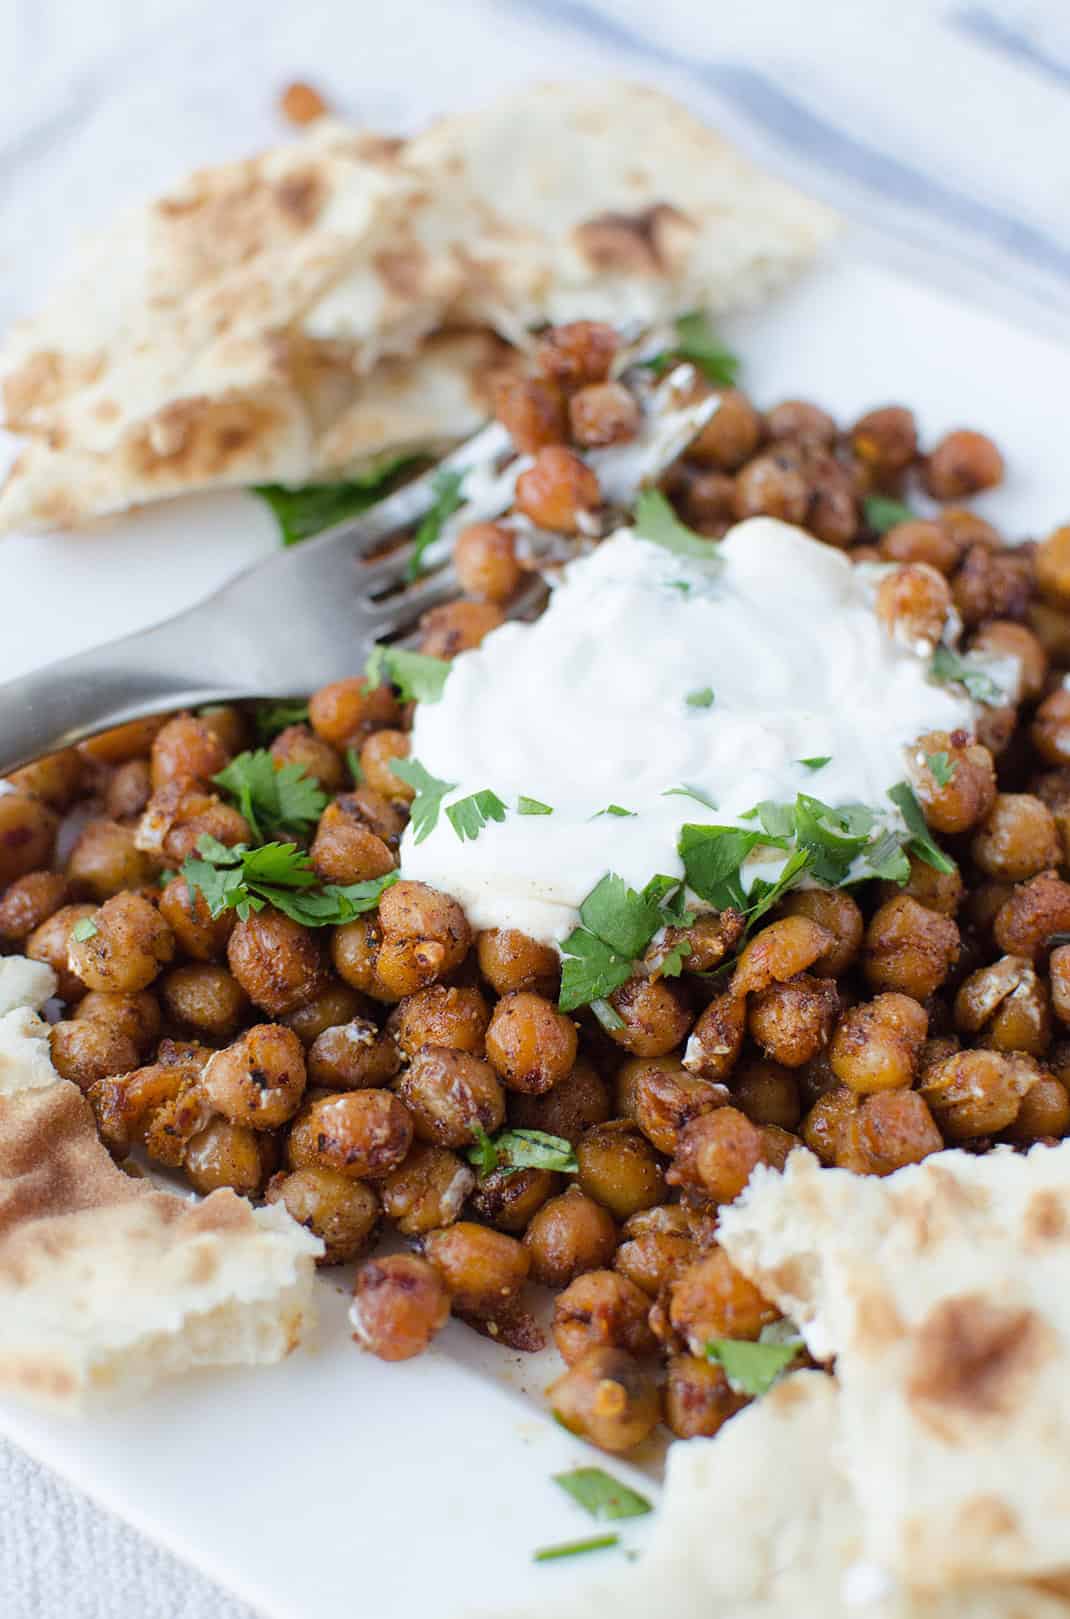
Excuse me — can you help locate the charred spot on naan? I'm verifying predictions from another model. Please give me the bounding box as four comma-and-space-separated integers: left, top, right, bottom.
573, 202, 696, 276
127, 396, 291, 482
906, 1295, 1054, 1422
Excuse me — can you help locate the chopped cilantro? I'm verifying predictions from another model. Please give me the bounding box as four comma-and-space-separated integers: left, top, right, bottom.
181, 834, 397, 926
667, 579, 692, 595
533, 1534, 619, 1563
634, 489, 716, 560
517, 796, 553, 816
253, 456, 417, 546
705, 1334, 803, 1396
559, 871, 692, 1013
678, 824, 791, 912
673, 310, 740, 386
594, 804, 636, 818
863, 494, 915, 534
213, 750, 327, 843
468, 1123, 499, 1180
365, 644, 451, 705
466, 1127, 577, 1179
390, 758, 455, 843
589, 997, 626, 1031
252, 699, 310, 743
685, 686, 714, 709
662, 784, 718, 811
345, 746, 363, 784
157, 869, 176, 889
925, 750, 956, 787
446, 789, 508, 842
71, 917, 99, 942
887, 781, 956, 875
406, 468, 466, 581
799, 755, 831, 771
659, 937, 692, 977
553, 1468, 652, 1523
929, 645, 1005, 706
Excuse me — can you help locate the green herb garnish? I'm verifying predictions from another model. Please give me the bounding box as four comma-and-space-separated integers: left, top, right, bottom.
390, 758, 455, 843
446, 788, 508, 842
678, 824, 792, 912
466, 1127, 577, 1179
863, 494, 915, 534
662, 784, 718, 810
887, 781, 956, 875
365, 645, 451, 705
213, 750, 327, 843
594, 804, 636, 818
253, 456, 417, 546
181, 834, 397, 926
705, 1334, 803, 1396
589, 997, 626, 1031
345, 746, 363, 784
558, 872, 688, 1013
634, 489, 716, 561
925, 751, 956, 787
518, 796, 553, 816
71, 917, 99, 942
685, 687, 714, 709
468, 1123, 499, 1180
533, 1534, 619, 1564
253, 699, 310, 743
929, 644, 1005, 706
799, 755, 831, 771
552, 1468, 652, 1522
406, 468, 466, 581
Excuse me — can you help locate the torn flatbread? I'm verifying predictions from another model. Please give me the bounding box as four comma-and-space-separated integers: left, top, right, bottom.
718, 1144, 1070, 1588
0, 957, 321, 1409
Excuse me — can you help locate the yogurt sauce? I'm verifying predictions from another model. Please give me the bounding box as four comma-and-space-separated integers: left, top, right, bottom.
401, 518, 973, 944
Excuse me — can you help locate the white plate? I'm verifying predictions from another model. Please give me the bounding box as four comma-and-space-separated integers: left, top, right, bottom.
2, 248, 1069, 1619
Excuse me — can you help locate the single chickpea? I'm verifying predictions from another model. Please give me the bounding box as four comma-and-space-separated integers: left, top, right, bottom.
666, 1106, 764, 1205
879, 520, 961, 574
158, 873, 236, 961
830, 993, 928, 1093
775, 889, 862, 977
203, 1024, 306, 1128
1032, 689, 1070, 768
332, 914, 392, 1000
908, 729, 996, 835
568, 381, 642, 449
422, 1221, 529, 1317
850, 404, 918, 476
1004, 1076, 1070, 1143
972, 794, 1061, 881
347, 784, 406, 848
669, 1247, 778, 1352
67, 892, 175, 994
604, 973, 691, 1057
227, 909, 326, 1016
354, 732, 411, 801
576, 1121, 664, 1221
418, 600, 505, 659
964, 957, 1051, 1057
72, 989, 161, 1054
687, 390, 762, 471
136, 782, 250, 864
476, 928, 559, 997
282, 981, 369, 1046
863, 896, 959, 998
196, 705, 248, 756
492, 374, 568, 453
150, 713, 229, 788
307, 1017, 399, 1089
49, 1019, 140, 1092
994, 870, 1070, 960
733, 446, 809, 525
287, 1089, 413, 1178
682, 991, 746, 1082
765, 399, 837, 444
801, 1086, 858, 1165
1050, 944, 1070, 1025
549, 1347, 661, 1454
308, 677, 400, 748
523, 1187, 617, 1288
161, 964, 250, 1043
350, 1254, 450, 1360
876, 563, 952, 649
79, 716, 165, 767
25, 902, 97, 1001
730, 1059, 801, 1130
835, 1089, 943, 1174
269, 725, 344, 793
880, 850, 964, 917
309, 799, 395, 886
923, 429, 1004, 499
747, 974, 839, 1068
535, 322, 618, 389
732, 915, 833, 996
0, 792, 58, 886
279, 79, 328, 124
186, 1120, 274, 1199
665, 1354, 749, 1440
552, 1271, 656, 1366
469, 1166, 560, 1233
0, 871, 70, 943
646, 910, 745, 977
105, 759, 153, 822
614, 1226, 697, 1298
514, 447, 601, 533
970, 621, 1048, 703
9, 748, 83, 809
920, 1048, 1040, 1137
485, 991, 577, 1093
376, 880, 471, 998
454, 522, 523, 603
396, 1046, 505, 1146
388, 983, 489, 1057
267, 1167, 380, 1263
509, 1058, 611, 1142
953, 543, 1031, 628
624, 1056, 727, 1155
380, 1144, 475, 1236
677, 469, 736, 535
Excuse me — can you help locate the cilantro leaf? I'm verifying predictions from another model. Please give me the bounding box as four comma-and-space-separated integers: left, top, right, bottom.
925, 750, 956, 787
253, 456, 417, 546
466, 1127, 577, 1178
446, 789, 508, 842
852, 828, 911, 884
533, 1535, 619, 1563
743, 847, 813, 928
634, 489, 716, 560
705, 1335, 803, 1396
518, 796, 553, 816
686, 686, 714, 709
559, 929, 633, 1014
672, 310, 740, 386
663, 784, 717, 811
365, 644, 451, 705
863, 494, 915, 535
791, 792, 874, 885
799, 755, 831, 771
345, 746, 363, 784
579, 873, 661, 961
678, 824, 790, 911
594, 804, 636, 819
407, 468, 466, 581
742, 800, 796, 839
660, 937, 692, 977
253, 700, 310, 743
667, 579, 691, 595
887, 781, 956, 875
552, 1468, 652, 1523
929, 644, 1005, 706
71, 917, 99, 941
390, 758, 455, 843
468, 1123, 499, 1180
182, 835, 396, 926
213, 750, 327, 843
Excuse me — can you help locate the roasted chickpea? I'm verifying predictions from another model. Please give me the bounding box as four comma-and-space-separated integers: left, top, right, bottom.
376, 880, 472, 999
68, 892, 175, 993
332, 914, 392, 1000
552, 1271, 656, 1366
48, 1018, 140, 1091
418, 600, 505, 659
879, 520, 960, 574
150, 713, 229, 788
681, 991, 746, 1082
195, 705, 247, 756
136, 782, 250, 864
103, 758, 152, 822
288, 1089, 413, 1178
1050, 944, 1070, 1025
614, 1226, 697, 1297
523, 1187, 617, 1288
282, 981, 369, 1045
649, 910, 744, 976
669, 1247, 778, 1352
605, 974, 691, 1057
397, 1046, 505, 1147
309, 677, 400, 748
160, 964, 249, 1043
1036, 526, 1070, 610
920, 1048, 1040, 1137
90, 1041, 212, 1161
0, 792, 57, 886
309, 799, 395, 887
747, 974, 839, 1068
25, 902, 97, 1001
0, 871, 70, 943
266, 1166, 380, 1262
549, 1347, 660, 1455
476, 928, 559, 997
801, 1086, 858, 1165
73, 989, 161, 1053
665, 1354, 749, 1440
279, 78, 328, 123
765, 398, 836, 444
269, 724, 344, 792
730, 1059, 801, 1130
1032, 689, 1070, 768
972, 794, 1061, 881
877, 564, 952, 649
348, 784, 407, 847
835, 1089, 943, 1174
306, 1017, 400, 1090
863, 896, 959, 998
9, 747, 82, 809
994, 870, 1070, 960
203, 1023, 306, 1128
227, 909, 326, 1016
623, 1056, 726, 1155
568, 380, 641, 448
955, 955, 1050, 1056
514, 446, 601, 533
423, 1221, 529, 1317
486, 991, 577, 1093
733, 446, 809, 524
389, 984, 489, 1058
186, 1120, 272, 1198
776, 889, 862, 977
667, 1106, 764, 1205
971, 621, 1048, 703
677, 468, 736, 534
732, 915, 833, 996
953, 543, 1031, 628
351, 1254, 450, 1360
880, 850, 964, 917
829, 993, 928, 1095
492, 374, 568, 453
687, 389, 762, 470
1032, 771, 1070, 865
453, 521, 523, 603
509, 1058, 611, 1142
535, 321, 617, 389
924, 429, 1004, 499
1027, 601, 1070, 665
157, 873, 236, 961
469, 1166, 560, 1233
79, 716, 165, 767
381, 1144, 475, 1236
849, 404, 917, 477
354, 732, 410, 801
576, 1122, 663, 1221
1004, 1076, 1070, 1143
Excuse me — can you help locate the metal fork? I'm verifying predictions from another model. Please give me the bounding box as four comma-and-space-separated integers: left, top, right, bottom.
0, 425, 542, 772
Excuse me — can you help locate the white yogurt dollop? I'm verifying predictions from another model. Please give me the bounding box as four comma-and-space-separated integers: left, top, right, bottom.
401, 518, 972, 944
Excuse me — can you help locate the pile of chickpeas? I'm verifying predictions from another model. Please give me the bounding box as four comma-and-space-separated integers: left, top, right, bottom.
5, 319, 1070, 1456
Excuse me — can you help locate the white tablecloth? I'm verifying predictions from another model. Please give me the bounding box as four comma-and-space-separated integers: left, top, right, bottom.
3, 1, 1070, 1613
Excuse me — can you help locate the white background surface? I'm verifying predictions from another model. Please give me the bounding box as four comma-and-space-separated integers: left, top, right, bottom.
3, 3, 1070, 1616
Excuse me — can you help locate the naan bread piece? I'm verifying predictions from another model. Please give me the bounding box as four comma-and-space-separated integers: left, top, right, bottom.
490, 1374, 1067, 1619
719, 1145, 1070, 1588
0, 956, 56, 1018
405, 81, 838, 340
0, 957, 322, 1409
